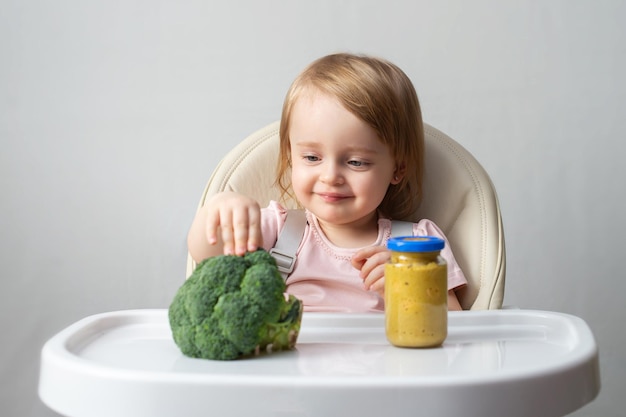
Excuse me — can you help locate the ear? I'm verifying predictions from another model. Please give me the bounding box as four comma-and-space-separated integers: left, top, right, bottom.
391, 164, 406, 185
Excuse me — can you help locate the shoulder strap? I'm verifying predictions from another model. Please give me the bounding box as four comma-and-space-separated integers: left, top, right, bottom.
390, 220, 414, 237
269, 209, 307, 280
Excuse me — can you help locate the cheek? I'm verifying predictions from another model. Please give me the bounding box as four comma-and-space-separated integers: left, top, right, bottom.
290, 167, 308, 193
356, 172, 391, 190
355, 173, 394, 202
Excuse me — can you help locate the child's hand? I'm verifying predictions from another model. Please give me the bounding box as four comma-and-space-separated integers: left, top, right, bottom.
204, 191, 262, 256
351, 246, 391, 295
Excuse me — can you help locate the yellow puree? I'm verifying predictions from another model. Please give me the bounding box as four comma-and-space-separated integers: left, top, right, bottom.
385, 254, 447, 347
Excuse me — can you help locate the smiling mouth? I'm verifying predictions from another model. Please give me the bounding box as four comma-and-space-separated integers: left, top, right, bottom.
316, 193, 351, 203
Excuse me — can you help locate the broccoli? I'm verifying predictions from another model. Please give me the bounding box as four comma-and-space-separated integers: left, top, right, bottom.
168, 249, 303, 360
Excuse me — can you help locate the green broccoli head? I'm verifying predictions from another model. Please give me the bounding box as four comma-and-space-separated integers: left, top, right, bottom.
168, 249, 303, 360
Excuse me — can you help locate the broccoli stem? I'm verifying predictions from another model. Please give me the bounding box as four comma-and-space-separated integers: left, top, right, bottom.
257, 295, 303, 353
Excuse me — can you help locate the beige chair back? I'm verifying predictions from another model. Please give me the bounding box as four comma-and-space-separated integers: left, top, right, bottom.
187, 121, 506, 310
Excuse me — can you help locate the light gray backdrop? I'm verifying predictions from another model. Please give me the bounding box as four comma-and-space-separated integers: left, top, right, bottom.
2, 1, 624, 416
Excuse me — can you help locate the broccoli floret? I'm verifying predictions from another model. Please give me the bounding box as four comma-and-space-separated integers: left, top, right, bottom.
168, 249, 303, 360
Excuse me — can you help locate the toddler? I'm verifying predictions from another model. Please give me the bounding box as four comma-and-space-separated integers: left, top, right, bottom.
188, 53, 467, 312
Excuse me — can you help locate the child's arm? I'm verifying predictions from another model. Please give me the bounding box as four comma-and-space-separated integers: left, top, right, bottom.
447, 291, 463, 311
187, 191, 263, 262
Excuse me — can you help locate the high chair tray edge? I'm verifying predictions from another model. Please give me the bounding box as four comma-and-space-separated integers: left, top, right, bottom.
38, 309, 600, 417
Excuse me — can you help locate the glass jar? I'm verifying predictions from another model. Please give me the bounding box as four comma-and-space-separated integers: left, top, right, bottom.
384, 236, 448, 348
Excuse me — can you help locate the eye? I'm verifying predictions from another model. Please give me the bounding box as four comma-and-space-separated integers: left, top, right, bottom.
348, 159, 370, 167
304, 155, 320, 162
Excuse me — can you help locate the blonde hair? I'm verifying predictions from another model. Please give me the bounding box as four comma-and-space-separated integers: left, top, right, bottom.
276, 53, 424, 220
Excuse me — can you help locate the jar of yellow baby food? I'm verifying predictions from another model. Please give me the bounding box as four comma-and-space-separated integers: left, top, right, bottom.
384, 236, 448, 348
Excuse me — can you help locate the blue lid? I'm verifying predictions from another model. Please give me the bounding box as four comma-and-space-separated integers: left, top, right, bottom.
387, 236, 445, 252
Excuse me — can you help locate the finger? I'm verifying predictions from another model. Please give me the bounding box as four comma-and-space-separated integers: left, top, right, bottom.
231, 208, 250, 256
369, 276, 385, 295
246, 207, 263, 252
204, 207, 220, 245
352, 246, 386, 270
363, 264, 386, 289
350, 256, 365, 271
359, 250, 391, 279
219, 210, 236, 255
352, 246, 380, 262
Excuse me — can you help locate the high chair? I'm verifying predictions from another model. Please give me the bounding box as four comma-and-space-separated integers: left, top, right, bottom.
40, 123, 602, 417
186, 121, 506, 310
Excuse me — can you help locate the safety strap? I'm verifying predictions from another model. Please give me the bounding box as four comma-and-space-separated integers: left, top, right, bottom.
390, 220, 414, 238
270, 209, 414, 281
269, 209, 307, 279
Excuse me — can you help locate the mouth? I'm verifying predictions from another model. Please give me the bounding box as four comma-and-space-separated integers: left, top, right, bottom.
315, 192, 352, 203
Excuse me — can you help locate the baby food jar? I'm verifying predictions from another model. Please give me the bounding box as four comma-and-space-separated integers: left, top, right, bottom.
384, 236, 448, 348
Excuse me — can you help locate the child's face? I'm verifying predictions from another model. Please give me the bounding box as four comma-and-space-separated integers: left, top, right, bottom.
289, 90, 399, 228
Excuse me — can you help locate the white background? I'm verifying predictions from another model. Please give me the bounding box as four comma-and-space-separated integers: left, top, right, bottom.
2, 1, 624, 416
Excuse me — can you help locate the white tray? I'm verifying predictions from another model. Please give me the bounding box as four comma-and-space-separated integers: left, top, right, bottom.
39, 309, 600, 417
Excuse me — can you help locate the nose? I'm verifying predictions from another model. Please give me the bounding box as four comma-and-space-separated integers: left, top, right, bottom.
319, 162, 344, 185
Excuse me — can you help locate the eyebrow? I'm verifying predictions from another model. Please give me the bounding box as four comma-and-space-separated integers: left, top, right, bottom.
292, 141, 380, 155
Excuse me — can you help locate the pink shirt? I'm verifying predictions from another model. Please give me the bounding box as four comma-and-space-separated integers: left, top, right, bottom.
261, 201, 467, 313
